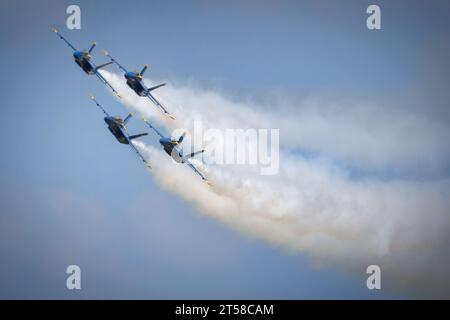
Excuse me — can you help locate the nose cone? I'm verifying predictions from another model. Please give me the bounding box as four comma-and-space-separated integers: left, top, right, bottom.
159, 137, 171, 146
73, 51, 83, 59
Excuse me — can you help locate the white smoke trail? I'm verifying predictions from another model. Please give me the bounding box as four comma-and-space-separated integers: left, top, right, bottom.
100, 70, 450, 297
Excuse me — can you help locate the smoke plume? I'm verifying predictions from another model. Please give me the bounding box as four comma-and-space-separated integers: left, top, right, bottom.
100, 70, 450, 298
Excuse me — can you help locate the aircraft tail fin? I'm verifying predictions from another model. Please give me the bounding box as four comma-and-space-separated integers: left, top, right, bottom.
88, 41, 97, 54
123, 112, 134, 125
129, 133, 148, 141
140, 64, 148, 76
178, 132, 186, 144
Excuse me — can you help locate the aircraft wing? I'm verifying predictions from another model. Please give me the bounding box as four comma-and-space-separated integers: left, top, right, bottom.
89, 95, 111, 117
128, 140, 152, 169
52, 27, 77, 51
141, 117, 164, 138
103, 50, 129, 73
145, 92, 175, 119
186, 161, 210, 185
95, 70, 121, 98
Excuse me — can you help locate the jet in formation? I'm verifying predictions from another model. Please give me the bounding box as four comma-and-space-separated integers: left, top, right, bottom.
141, 117, 210, 185
103, 50, 175, 120
52, 28, 120, 98
89, 96, 151, 169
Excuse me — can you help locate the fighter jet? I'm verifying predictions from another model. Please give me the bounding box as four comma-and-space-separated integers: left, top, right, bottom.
89, 96, 151, 168
141, 117, 210, 184
103, 50, 175, 119
52, 27, 120, 98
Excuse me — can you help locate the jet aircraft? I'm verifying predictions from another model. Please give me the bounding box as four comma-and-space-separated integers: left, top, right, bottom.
141, 117, 210, 184
52, 27, 120, 98
103, 50, 175, 119
89, 96, 151, 168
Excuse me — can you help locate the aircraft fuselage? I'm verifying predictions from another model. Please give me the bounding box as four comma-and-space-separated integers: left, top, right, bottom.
125, 72, 147, 96
159, 137, 184, 163
73, 51, 96, 75
104, 117, 129, 144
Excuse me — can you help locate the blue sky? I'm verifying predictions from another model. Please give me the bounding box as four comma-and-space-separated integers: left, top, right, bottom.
1, 0, 449, 299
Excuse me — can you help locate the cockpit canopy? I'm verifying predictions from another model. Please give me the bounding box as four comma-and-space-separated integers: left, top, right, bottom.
73, 51, 91, 60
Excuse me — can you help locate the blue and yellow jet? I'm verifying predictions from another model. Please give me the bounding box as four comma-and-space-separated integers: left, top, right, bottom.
103, 50, 175, 120
141, 118, 210, 184
52, 27, 120, 98
89, 96, 151, 169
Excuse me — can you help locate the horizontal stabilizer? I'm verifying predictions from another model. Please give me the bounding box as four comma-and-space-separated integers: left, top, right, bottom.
147, 83, 166, 93
184, 149, 204, 159
129, 133, 148, 140
95, 61, 113, 70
